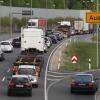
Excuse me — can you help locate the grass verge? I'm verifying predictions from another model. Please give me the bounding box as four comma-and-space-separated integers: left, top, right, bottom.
61, 42, 100, 72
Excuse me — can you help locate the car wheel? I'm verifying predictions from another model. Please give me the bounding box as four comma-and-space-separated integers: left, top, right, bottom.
28, 91, 32, 96
71, 89, 74, 94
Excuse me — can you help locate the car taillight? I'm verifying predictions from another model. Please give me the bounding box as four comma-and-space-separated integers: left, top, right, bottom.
71, 80, 76, 87
25, 83, 32, 88
11, 66, 16, 72
9, 82, 14, 88
88, 82, 94, 87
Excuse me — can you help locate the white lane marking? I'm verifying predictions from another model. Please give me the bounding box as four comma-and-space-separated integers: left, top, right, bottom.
47, 74, 65, 78
44, 39, 68, 100
58, 63, 60, 70
7, 69, 10, 72
2, 77, 5, 82
47, 78, 61, 81
48, 71, 84, 75
95, 89, 100, 100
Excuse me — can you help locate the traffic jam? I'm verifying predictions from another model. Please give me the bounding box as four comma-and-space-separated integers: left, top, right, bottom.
0, 18, 66, 96
0, 18, 99, 97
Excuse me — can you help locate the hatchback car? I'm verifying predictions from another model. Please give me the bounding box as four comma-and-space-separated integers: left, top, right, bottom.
8, 75, 32, 96
70, 74, 98, 93
17, 65, 39, 87
48, 35, 58, 44
0, 41, 13, 52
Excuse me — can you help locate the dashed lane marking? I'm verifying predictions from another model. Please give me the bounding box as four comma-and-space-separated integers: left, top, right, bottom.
2, 77, 5, 82
7, 69, 10, 72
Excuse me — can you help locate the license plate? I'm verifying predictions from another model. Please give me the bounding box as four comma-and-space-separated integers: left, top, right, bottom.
16, 85, 23, 87
78, 84, 85, 86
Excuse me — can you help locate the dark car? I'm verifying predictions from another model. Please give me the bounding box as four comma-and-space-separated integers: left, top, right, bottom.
8, 75, 32, 96
0, 48, 4, 61
48, 35, 58, 44
70, 74, 98, 93
12, 37, 21, 48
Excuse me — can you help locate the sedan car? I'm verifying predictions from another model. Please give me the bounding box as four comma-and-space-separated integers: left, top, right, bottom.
0, 41, 13, 53
8, 75, 32, 96
70, 74, 98, 93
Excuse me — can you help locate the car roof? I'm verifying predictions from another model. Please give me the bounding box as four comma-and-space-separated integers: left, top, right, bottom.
18, 65, 35, 69
12, 75, 29, 78
0, 41, 11, 43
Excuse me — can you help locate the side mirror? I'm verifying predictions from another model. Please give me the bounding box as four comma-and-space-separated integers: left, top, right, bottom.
95, 78, 99, 80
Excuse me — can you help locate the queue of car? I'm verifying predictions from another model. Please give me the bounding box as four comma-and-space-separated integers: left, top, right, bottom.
0, 31, 65, 96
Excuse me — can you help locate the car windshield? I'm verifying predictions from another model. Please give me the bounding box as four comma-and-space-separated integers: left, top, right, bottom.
1, 42, 9, 45
19, 57, 34, 62
74, 75, 92, 82
11, 77, 28, 83
18, 68, 35, 75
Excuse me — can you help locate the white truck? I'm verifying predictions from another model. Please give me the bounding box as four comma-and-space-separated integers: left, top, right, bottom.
21, 27, 46, 52
74, 20, 93, 34
74, 20, 84, 34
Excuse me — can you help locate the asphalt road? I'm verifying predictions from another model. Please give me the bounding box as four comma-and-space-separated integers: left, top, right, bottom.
47, 34, 100, 100
0, 34, 66, 100
0, 34, 99, 100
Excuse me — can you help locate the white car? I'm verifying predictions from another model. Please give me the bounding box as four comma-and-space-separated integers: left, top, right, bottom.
45, 37, 52, 48
0, 41, 13, 52
17, 65, 39, 88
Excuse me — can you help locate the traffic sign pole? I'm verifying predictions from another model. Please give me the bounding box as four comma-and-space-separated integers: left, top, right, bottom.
96, 0, 99, 68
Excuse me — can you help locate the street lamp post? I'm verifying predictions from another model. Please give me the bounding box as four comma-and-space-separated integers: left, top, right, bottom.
0, 0, 4, 33
10, 0, 12, 39
96, 0, 99, 68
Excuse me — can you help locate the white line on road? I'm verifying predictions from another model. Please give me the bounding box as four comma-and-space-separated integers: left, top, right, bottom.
95, 89, 100, 100
44, 39, 68, 100
7, 69, 10, 72
47, 74, 65, 78
48, 71, 72, 75
2, 77, 5, 82
47, 78, 61, 81
58, 63, 60, 70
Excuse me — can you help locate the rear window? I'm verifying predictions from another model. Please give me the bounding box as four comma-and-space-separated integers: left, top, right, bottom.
18, 57, 34, 62
1, 42, 9, 45
11, 77, 28, 83
74, 75, 92, 82
18, 68, 36, 75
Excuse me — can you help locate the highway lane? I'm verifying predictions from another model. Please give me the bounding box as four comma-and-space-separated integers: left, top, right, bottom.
0, 37, 66, 100
48, 70, 100, 100
47, 34, 100, 100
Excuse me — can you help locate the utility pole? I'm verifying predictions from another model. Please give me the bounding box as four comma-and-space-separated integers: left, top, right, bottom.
10, 0, 12, 39
0, 0, 4, 33
96, 0, 99, 68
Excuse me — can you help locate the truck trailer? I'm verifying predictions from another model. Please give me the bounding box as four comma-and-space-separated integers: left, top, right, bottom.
21, 27, 45, 52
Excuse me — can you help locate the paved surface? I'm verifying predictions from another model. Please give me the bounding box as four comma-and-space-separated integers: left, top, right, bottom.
0, 34, 65, 100
47, 34, 100, 100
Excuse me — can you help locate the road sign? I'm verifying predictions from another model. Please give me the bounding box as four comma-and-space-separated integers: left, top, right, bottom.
71, 56, 78, 64
22, 10, 34, 15
86, 12, 100, 23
